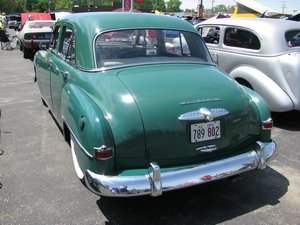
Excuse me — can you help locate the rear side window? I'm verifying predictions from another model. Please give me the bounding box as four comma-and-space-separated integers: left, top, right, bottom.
286, 30, 300, 47
224, 28, 260, 50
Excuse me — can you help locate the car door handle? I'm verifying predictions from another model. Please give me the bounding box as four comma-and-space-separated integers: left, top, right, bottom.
47, 60, 59, 72
60, 70, 70, 80
211, 53, 219, 65
48, 59, 53, 68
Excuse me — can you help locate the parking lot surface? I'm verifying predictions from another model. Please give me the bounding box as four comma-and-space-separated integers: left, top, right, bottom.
0, 36, 300, 225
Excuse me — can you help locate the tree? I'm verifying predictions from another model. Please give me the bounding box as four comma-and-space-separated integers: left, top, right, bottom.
166, 0, 182, 12
0, 0, 14, 13
214, 4, 227, 13
134, 0, 166, 12
32, 0, 51, 12
55, 0, 73, 10
204, 4, 234, 14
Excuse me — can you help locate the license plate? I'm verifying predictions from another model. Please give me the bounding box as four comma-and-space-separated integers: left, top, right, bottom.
190, 121, 221, 143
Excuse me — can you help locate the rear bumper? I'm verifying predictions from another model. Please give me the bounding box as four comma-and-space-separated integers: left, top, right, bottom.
85, 140, 276, 197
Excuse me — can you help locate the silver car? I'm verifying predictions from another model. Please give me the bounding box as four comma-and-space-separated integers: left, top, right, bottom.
195, 18, 300, 112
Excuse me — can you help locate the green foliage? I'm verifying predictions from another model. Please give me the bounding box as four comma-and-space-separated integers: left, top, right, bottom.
204, 4, 235, 13
32, 0, 50, 12
166, 0, 182, 12
134, 0, 166, 12
0, 0, 14, 13
0, 0, 187, 14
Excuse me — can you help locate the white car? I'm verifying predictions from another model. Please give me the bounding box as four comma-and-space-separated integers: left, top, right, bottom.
196, 18, 300, 112
18, 20, 55, 58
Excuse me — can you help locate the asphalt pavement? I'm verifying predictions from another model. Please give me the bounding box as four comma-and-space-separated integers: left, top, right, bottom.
0, 30, 300, 225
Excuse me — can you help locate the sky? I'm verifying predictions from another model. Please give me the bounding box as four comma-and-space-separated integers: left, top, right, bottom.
180, 0, 299, 15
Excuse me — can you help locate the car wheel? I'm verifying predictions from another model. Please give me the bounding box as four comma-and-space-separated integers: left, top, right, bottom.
236, 78, 253, 90
23, 47, 32, 59
70, 134, 85, 182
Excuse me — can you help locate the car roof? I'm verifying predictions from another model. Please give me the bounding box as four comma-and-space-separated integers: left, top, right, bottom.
197, 18, 300, 30
198, 18, 300, 33
60, 12, 196, 34
57, 12, 198, 69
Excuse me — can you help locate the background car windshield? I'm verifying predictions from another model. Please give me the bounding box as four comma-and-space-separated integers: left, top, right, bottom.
95, 29, 211, 68
28, 22, 54, 29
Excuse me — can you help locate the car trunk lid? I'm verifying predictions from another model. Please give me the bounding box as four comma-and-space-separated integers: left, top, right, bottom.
116, 64, 258, 168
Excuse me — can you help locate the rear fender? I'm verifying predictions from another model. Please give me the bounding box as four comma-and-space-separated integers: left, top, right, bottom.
241, 86, 272, 142
230, 66, 293, 112
61, 83, 115, 175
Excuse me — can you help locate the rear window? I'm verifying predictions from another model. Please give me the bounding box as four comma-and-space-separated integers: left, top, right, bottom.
28, 22, 54, 29
95, 29, 211, 69
286, 30, 300, 47
224, 27, 260, 50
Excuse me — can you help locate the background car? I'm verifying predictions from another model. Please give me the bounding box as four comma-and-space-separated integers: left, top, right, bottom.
6, 14, 21, 29
34, 12, 276, 197
196, 18, 300, 112
17, 20, 55, 58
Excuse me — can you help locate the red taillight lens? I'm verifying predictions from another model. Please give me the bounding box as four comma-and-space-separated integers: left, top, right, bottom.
201, 175, 213, 181
262, 118, 273, 129
94, 145, 113, 160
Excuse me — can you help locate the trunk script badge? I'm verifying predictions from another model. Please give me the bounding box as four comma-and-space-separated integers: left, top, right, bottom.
196, 145, 218, 153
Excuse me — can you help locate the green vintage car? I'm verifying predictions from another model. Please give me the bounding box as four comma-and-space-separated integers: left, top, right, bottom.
34, 12, 276, 197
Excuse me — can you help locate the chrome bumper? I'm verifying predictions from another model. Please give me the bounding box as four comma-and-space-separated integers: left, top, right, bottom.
85, 141, 276, 197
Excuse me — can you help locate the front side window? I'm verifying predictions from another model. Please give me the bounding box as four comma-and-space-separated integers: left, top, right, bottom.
59, 27, 75, 63
286, 30, 300, 47
224, 27, 260, 50
199, 26, 220, 45
95, 29, 211, 68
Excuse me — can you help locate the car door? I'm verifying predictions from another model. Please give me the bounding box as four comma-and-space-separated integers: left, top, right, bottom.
197, 25, 221, 66
38, 25, 61, 109
217, 27, 261, 73
49, 26, 76, 125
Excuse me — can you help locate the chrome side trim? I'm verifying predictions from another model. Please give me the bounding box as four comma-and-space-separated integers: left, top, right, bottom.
84, 140, 276, 197
178, 108, 229, 121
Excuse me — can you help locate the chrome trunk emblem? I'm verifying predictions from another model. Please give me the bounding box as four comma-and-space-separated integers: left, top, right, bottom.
199, 107, 214, 122
178, 108, 229, 121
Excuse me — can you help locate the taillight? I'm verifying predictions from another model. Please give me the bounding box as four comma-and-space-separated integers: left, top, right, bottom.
262, 118, 273, 129
94, 145, 113, 160
201, 175, 213, 181
24, 34, 31, 40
